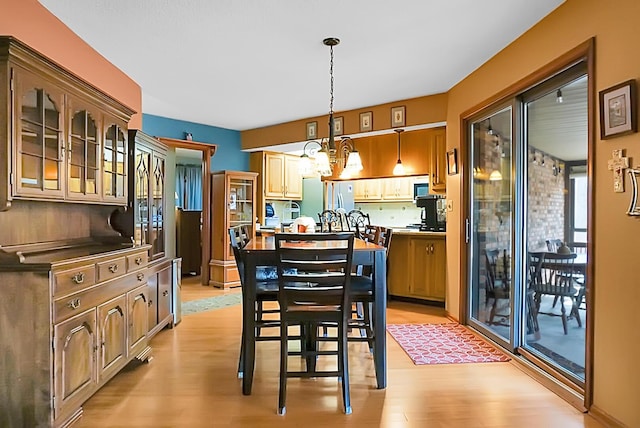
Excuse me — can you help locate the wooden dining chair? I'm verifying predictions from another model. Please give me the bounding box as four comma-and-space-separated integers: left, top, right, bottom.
228, 226, 280, 378
528, 251, 582, 335
484, 249, 510, 325
345, 209, 371, 239
318, 209, 342, 232
274, 232, 355, 415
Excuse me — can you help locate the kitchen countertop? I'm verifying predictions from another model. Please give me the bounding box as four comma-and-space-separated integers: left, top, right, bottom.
390, 229, 447, 237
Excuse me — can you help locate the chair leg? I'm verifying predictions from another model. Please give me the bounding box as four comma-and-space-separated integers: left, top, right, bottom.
256, 301, 263, 337
488, 299, 498, 325
237, 327, 244, 378
551, 295, 560, 308
559, 296, 569, 335
278, 319, 288, 416
339, 319, 352, 415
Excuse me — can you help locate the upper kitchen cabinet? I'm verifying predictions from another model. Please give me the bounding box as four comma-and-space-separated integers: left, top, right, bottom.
0, 37, 135, 210
429, 128, 447, 193
263, 152, 302, 200
382, 177, 413, 201
353, 179, 382, 201
249, 151, 302, 224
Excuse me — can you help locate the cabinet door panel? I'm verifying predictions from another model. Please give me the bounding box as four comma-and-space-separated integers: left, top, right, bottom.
14, 68, 65, 199
97, 295, 127, 382
157, 266, 172, 324
128, 285, 148, 357
265, 153, 284, 198
54, 309, 97, 419
284, 156, 302, 199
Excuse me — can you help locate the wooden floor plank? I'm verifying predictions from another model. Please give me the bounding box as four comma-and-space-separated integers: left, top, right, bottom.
76, 276, 603, 427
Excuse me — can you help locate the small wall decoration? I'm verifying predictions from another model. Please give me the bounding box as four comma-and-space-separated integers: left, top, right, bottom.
306, 121, 317, 140
627, 168, 640, 215
607, 149, 629, 192
334, 116, 343, 136
599, 79, 637, 139
360, 111, 372, 132
391, 106, 405, 127
447, 149, 458, 175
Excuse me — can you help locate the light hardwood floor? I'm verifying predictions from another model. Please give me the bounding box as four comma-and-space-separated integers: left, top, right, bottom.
77, 276, 603, 427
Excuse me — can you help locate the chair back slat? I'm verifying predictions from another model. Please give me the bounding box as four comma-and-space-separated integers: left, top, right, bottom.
275, 232, 354, 308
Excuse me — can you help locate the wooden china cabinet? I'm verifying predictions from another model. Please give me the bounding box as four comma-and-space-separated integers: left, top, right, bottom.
209, 170, 257, 288
0, 37, 169, 428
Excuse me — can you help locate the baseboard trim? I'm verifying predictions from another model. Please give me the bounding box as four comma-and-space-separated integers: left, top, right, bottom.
588, 405, 626, 428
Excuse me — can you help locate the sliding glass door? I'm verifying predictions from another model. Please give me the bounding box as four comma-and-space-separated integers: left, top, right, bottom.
468, 106, 514, 345
466, 61, 589, 387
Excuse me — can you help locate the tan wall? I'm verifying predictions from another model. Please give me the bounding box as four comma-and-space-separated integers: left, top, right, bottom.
0, 0, 142, 128
446, 0, 640, 425
241, 93, 447, 149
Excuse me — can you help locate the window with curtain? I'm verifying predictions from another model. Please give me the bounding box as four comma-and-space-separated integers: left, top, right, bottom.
175, 164, 202, 210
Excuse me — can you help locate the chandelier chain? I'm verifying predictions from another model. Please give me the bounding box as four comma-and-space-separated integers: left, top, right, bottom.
329, 44, 334, 115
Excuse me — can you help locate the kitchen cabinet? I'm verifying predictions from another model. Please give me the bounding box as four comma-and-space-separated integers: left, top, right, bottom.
429, 128, 447, 193
382, 177, 414, 201
0, 37, 134, 210
209, 170, 257, 288
388, 233, 446, 302
264, 152, 302, 200
353, 179, 382, 201
250, 151, 301, 224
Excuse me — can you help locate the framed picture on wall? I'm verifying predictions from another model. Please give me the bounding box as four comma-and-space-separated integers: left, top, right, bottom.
334, 116, 343, 136
599, 79, 637, 139
360, 111, 372, 132
306, 121, 318, 140
391, 106, 405, 127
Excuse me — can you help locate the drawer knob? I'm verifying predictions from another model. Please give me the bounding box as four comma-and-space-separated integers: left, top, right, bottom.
67, 298, 81, 310
135, 256, 143, 265
137, 273, 145, 281
108, 264, 119, 273
72, 272, 85, 284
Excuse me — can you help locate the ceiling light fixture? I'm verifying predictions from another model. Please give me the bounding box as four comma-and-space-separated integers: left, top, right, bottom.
300, 38, 363, 178
393, 129, 406, 175
556, 88, 564, 103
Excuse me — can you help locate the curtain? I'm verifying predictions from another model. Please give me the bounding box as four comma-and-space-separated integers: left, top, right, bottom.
175, 164, 202, 210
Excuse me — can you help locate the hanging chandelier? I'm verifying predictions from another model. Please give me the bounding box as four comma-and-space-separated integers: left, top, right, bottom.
299, 37, 363, 179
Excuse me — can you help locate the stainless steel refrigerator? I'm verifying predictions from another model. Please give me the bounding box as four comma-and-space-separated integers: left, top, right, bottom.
328, 181, 355, 212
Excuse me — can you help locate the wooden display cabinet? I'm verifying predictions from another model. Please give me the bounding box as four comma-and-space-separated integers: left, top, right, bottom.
429, 127, 447, 193
0, 37, 134, 210
209, 170, 257, 288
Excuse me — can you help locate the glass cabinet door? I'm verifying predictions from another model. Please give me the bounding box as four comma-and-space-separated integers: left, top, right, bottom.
150, 153, 165, 259
134, 147, 151, 247
228, 176, 254, 231
68, 109, 100, 199
103, 123, 127, 203
16, 80, 64, 198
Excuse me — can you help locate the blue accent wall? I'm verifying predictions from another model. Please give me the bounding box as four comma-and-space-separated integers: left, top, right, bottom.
142, 114, 248, 171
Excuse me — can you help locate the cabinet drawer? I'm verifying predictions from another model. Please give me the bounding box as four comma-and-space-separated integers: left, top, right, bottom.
97, 257, 127, 281
54, 270, 147, 323
54, 264, 97, 298
127, 252, 148, 271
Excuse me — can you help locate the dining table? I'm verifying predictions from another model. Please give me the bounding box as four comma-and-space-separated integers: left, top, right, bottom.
239, 234, 388, 395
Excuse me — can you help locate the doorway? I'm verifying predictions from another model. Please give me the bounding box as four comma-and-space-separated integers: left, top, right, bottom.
465, 50, 592, 397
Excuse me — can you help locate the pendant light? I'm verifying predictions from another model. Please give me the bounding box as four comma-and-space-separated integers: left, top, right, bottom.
392, 129, 405, 176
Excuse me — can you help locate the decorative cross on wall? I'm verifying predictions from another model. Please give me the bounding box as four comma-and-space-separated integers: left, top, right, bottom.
607, 149, 629, 193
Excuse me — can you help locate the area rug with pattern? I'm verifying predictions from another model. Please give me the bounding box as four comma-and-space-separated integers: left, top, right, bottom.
386, 323, 511, 365
182, 293, 242, 316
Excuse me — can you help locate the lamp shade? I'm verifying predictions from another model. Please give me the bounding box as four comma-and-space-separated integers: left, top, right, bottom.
393, 161, 405, 176
315, 149, 332, 176
345, 150, 363, 172
489, 170, 503, 181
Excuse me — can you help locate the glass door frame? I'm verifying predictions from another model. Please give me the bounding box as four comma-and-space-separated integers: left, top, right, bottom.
459, 39, 595, 408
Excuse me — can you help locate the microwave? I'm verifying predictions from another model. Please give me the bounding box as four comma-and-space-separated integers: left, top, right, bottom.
413, 182, 429, 200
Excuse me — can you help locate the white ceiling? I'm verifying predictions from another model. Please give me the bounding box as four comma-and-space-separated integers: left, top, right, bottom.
38, 0, 565, 132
